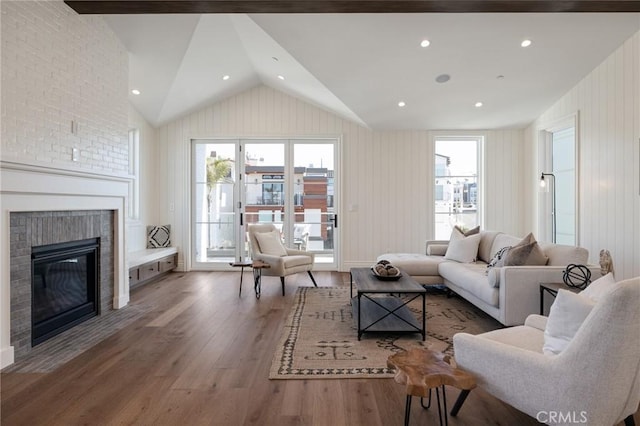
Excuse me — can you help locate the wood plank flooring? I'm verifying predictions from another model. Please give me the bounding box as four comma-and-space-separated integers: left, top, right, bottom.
1, 271, 637, 425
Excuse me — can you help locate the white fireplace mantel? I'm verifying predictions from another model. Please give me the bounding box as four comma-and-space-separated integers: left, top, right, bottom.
0, 161, 130, 368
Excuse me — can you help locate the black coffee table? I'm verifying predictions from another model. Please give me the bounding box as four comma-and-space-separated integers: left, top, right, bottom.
350, 267, 426, 341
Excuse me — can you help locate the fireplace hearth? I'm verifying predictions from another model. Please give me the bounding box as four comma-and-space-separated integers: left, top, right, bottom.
31, 238, 100, 346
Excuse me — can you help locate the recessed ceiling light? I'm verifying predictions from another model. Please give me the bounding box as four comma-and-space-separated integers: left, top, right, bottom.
131, 89, 140, 95
398, 101, 406, 107
521, 39, 532, 47
222, 75, 230, 80
277, 75, 285, 80
435, 74, 450, 83
475, 102, 483, 108
420, 39, 430, 47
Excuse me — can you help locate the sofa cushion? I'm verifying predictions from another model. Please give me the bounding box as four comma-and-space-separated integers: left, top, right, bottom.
503, 233, 548, 266
477, 231, 502, 263
426, 244, 448, 256
439, 261, 498, 307
376, 253, 444, 277
283, 255, 312, 268
445, 228, 482, 263
490, 234, 522, 260
540, 243, 589, 266
479, 324, 545, 353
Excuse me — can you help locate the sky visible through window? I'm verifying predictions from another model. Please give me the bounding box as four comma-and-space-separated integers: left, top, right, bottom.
206, 143, 334, 170
435, 139, 477, 175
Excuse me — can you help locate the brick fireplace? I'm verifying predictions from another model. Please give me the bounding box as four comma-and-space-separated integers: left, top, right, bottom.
9, 210, 115, 359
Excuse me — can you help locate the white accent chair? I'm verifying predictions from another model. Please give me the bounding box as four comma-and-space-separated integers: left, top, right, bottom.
451, 277, 640, 426
248, 223, 317, 296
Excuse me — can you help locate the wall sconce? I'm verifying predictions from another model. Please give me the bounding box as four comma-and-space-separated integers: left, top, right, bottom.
540, 173, 556, 243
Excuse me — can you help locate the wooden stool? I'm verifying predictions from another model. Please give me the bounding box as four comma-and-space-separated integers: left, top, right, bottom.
387, 348, 476, 426
251, 260, 271, 299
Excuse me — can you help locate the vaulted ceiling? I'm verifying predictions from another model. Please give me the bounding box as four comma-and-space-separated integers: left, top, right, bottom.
87, 4, 640, 130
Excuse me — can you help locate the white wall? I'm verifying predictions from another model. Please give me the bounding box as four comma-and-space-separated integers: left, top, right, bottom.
525, 30, 640, 280
127, 105, 159, 251
156, 85, 525, 270
0, 0, 128, 175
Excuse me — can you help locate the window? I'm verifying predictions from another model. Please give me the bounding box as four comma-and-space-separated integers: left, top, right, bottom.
434, 137, 482, 240
128, 128, 140, 220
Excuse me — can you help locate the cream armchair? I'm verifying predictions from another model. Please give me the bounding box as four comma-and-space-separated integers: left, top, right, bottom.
452, 277, 640, 426
248, 223, 317, 296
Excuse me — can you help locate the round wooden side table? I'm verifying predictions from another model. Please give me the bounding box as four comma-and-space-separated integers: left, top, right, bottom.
387, 348, 476, 426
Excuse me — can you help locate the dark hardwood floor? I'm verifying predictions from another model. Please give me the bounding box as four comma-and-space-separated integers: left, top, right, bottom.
1, 271, 637, 425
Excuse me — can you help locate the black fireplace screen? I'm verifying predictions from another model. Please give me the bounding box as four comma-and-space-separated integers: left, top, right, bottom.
31, 238, 99, 346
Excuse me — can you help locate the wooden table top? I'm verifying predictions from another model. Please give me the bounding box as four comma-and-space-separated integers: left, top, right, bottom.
252, 260, 271, 269
387, 348, 476, 398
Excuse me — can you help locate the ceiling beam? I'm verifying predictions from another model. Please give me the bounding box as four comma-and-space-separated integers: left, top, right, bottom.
64, 1, 640, 14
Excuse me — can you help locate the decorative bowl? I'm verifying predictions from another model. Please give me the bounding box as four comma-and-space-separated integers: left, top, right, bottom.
371, 267, 402, 281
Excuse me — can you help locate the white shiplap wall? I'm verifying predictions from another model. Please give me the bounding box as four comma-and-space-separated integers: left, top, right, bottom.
157, 86, 525, 270
525, 30, 640, 280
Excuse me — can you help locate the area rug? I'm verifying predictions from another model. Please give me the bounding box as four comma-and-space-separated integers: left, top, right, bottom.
269, 286, 500, 379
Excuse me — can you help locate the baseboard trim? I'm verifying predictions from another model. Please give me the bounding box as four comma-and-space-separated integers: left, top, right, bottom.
1, 345, 15, 369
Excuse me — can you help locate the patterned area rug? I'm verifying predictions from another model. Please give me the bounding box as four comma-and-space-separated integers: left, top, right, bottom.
269, 286, 500, 379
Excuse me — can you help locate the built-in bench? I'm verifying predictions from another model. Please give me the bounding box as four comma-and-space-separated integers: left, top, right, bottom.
127, 247, 178, 289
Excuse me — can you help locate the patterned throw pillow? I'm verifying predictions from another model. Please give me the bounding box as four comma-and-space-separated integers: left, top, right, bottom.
486, 246, 511, 274
147, 225, 171, 248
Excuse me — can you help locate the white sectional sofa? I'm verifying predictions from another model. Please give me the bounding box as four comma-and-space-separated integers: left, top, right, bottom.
377, 231, 601, 326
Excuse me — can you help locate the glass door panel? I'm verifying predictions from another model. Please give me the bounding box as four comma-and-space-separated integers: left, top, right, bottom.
243, 141, 286, 241
552, 127, 576, 245
192, 141, 237, 265
293, 142, 336, 265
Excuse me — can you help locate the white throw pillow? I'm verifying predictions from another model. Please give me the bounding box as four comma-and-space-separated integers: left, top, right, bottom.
255, 230, 288, 257
580, 272, 616, 302
543, 290, 595, 356
444, 228, 482, 263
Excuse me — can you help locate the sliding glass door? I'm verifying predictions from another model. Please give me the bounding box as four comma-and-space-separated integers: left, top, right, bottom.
192, 138, 338, 270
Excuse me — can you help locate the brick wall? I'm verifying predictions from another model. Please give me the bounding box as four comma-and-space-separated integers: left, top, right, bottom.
0, 1, 129, 175
9, 210, 114, 359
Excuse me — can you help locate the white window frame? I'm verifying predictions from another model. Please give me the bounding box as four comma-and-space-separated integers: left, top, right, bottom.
432, 135, 484, 240
128, 128, 140, 221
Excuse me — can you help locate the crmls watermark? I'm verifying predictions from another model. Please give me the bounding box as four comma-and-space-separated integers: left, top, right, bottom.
536, 411, 588, 424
